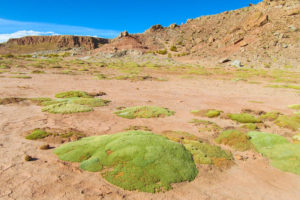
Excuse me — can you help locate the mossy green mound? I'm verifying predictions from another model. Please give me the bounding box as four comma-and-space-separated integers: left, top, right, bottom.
55, 91, 92, 98
191, 109, 222, 118
288, 104, 300, 110
183, 140, 233, 166
39, 93, 110, 114
216, 129, 252, 151
54, 131, 198, 193
260, 111, 281, 121
189, 119, 221, 132
25, 128, 85, 141
26, 129, 50, 140
29, 97, 53, 105
228, 113, 261, 123
241, 123, 258, 130
248, 131, 300, 175
160, 131, 199, 143
275, 115, 300, 131
42, 102, 93, 114
71, 98, 110, 107
159, 131, 233, 166
114, 106, 175, 119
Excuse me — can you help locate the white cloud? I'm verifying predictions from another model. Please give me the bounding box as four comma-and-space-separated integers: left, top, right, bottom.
0, 18, 120, 41
0, 30, 57, 43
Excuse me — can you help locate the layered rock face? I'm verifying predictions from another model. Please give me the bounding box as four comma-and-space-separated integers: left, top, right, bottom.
6, 35, 109, 50
0, 35, 109, 54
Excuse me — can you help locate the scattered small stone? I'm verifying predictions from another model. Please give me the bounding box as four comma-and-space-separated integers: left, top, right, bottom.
169, 23, 179, 29
219, 58, 231, 64
235, 155, 244, 160
24, 155, 33, 161
40, 144, 50, 150
235, 155, 248, 161
289, 25, 297, 31
231, 60, 243, 67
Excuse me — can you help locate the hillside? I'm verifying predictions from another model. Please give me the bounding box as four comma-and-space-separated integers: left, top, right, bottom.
97, 0, 300, 67
0, 35, 109, 54
0, 0, 299, 68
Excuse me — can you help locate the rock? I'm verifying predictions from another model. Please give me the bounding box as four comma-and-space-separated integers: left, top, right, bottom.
282, 44, 288, 48
231, 60, 243, 67
219, 58, 231, 64
288, 7, 300, 16
243, 11, 269, 30
235, 155, 244, 160
4, 35, 108, 50
289, 25, 297, 31
240, 41, 248, 47
24, 155, 34, 161
39, 144, 50, 150
147, 24, 164, 32
208, 36, 215, 43
119, 31, 129, 37
169, 23, 179, 29
234, 38, 244, 45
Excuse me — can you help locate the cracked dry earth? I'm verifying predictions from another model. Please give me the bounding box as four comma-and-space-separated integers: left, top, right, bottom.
1, 73, 300, 200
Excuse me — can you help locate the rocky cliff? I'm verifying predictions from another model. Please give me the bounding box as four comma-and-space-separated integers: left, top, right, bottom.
0, 35, 109, 54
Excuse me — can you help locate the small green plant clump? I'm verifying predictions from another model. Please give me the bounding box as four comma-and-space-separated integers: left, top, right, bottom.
228, 113, 261, 123
26, 129, 50, 140
156, 49, 167, 55
0, 64, 10, 69
191, 109, 222, 118
37, 91, 110, 114
189, 119, 221, 132
29, 97, 53, 105
275, 115, 300, 131
184, 140, 233, 166
42, 102, 93, 114
114, 106, 175, 119
159, 131, 233, 166
54, 131, 198, 193
9, 75, 32, 79
241, 123, 258, 130
55, 90, 92, 98
248, 131, 300, 175
216, 129, 252, 151
160, 131, 199, 143
260, 111, 281, 121
170, 46, 177, 52
288, 104, 300, 110
267, 84, 300, 91
25, 128, 85, 141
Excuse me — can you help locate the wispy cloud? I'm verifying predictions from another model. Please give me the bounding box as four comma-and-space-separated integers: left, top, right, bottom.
0, 18, 120, 43
0, 30, 57, 43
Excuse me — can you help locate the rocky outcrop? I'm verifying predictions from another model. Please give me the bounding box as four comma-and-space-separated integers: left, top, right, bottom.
0, 35, 109, 54
6, 35, 108, 50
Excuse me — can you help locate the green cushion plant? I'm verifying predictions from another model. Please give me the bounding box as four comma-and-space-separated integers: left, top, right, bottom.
114, 106, 175, 119
54, 131, 198, 193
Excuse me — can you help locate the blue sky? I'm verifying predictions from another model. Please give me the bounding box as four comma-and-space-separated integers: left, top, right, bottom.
0, 0, 262, 42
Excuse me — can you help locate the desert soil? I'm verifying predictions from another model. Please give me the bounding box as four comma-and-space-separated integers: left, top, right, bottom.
1, 73, 300, 200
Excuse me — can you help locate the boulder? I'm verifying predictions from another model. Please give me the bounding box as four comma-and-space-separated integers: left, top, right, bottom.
231, 60, 243, 67
243, 11, 269, 30
119, 31, 129, 37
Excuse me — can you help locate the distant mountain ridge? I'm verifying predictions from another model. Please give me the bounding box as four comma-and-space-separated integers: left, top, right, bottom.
0, 35, 109, 54
0, 0, 299, 67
